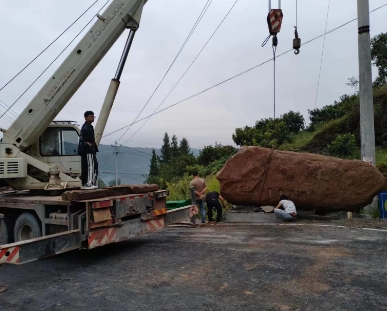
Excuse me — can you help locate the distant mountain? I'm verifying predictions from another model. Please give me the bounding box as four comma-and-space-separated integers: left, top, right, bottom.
97, 145, 201, 185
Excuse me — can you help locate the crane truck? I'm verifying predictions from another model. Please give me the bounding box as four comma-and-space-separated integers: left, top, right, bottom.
0, 0, 196, 265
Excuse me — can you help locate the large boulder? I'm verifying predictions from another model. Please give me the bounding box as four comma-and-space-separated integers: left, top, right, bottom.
216, 146, 386, 212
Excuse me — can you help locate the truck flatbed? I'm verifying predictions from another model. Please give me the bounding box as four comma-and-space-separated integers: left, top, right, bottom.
0, 192, 68, 206
0, 186, 198, 265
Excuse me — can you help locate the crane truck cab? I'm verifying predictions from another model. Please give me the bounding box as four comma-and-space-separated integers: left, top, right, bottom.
0, 121, 82, 190
29, 121, 81, 181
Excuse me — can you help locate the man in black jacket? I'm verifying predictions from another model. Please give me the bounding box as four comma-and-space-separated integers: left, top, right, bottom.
205, 191, 226, 223
78, 111, 99, 190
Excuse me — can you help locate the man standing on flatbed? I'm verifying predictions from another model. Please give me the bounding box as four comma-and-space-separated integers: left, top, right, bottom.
78, 111, 98, 190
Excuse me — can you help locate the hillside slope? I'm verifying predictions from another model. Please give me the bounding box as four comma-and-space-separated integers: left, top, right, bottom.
279, 86, 387, 189
303, 87, 387, 155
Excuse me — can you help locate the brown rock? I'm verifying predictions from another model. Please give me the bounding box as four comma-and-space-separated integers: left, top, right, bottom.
216, 146, 386, 212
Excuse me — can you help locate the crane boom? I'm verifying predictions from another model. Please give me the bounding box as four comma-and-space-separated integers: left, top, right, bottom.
3, 0, 147, 150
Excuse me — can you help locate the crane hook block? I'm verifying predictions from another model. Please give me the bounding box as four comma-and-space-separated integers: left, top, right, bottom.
293, 26, 301, 55
266, 9, 283, 36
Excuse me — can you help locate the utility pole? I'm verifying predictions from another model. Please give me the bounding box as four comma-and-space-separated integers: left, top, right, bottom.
357, 0, 376, 166
111, 141, 122, 186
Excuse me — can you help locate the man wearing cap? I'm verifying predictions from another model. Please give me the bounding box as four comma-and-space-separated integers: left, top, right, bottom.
78, 111, 99, 190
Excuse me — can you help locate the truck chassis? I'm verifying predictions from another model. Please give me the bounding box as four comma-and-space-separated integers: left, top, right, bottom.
0, 188, 196, 265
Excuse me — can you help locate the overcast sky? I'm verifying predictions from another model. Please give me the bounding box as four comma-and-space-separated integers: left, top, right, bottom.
0, 0, 386, 149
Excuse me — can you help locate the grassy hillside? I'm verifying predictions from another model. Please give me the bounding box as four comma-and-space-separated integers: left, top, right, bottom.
279, 86, 387, 189
166, 86, 387, 201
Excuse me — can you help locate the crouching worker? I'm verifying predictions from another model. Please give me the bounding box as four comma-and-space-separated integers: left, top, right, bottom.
274, 195, 297, 222
206, 191, 226, 223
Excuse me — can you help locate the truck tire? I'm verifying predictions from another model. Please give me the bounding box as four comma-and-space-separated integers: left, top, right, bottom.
0, 214, 16, 245
14, 213, 41, 242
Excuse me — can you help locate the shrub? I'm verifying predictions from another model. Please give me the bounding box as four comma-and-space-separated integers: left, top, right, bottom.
328, 134, 357, 158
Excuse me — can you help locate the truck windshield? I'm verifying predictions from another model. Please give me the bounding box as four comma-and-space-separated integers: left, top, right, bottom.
40, 128, 79, 156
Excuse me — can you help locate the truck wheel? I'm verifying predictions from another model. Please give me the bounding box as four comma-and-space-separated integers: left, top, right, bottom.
0, 214, 16, 245
14, 213, 41, 242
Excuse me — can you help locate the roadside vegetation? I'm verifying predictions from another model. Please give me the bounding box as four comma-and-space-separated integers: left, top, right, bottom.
144, 32, 387, 200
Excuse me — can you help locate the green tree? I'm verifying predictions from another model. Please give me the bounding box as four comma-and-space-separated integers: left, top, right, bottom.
232, 125, 257, 146
145, 150, 160, 184
371, 32, 387, 87
346, 76, 359, 94
149, 149, 159, 176
146, 174, 160, 185
281, 111, 305, 133
179, 137, 191, 155
161, 132, 171, 163
232, 118, 290, 147
108, 178, 121, 186
260, 118, 290, 146
328, 134, 357, 158
232, 110, 309, 147
157, 154, 197, 188
307, 94, 357, 131
198, 143, 238, 165
171, 134, 179, 158
146, 135, 197, 188
254, 118, 271, 130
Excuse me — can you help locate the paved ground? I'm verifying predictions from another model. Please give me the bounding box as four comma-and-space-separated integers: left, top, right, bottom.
1, 223, 387, 311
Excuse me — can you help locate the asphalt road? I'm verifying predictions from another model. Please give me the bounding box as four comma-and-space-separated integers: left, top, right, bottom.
1, 223, 387, 311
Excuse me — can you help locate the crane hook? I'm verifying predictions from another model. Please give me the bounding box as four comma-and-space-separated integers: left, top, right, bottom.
272, 34, 278, 47
293, 26, 301, 55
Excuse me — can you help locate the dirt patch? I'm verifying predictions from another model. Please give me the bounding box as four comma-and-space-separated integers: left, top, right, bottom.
243, 263, 264, 271
285, 247, 351, 294
260, 245, 351, 305
273, 304, 293, 311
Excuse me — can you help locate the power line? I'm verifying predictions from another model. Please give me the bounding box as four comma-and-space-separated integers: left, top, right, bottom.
122, 120, 147, 144
121, 0, 240, 145
120, 152, 151, 158
100, 171, 145, 176
0, 99, 18, 120
0, 0, 111, 121
120, 148, 152, 157
117, 0, 213, 142
0, 109, 15, 124
0, 101, 16, 122
0, 112, 14, 123
0, 0, 100, 92
314, 0, 331, 108
103, 3, 387, 139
